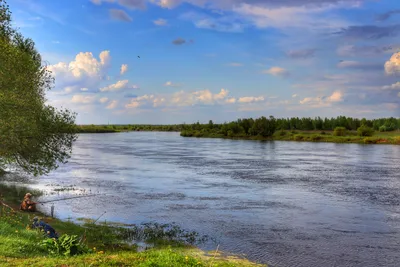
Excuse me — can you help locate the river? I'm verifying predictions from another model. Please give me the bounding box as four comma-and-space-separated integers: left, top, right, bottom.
8, 132, 400, 267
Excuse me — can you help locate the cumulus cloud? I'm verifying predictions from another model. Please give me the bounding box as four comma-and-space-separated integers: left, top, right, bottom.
153, 18, 168, 26
238, 96, 264, 103
164, 81, 181, 87
292, 94, 298, 98
299, 90, 343, 108
337, 60, 382, 70
99, 97, 109, 103
47, 50, 111, 92
263, 67, 289, 77
286, 48, 316, 59
125, 88, 235, 109
110, 9, 133, 22
100, 80, 139, 92
91, 0, 146, 9
106, 100, 118, 109
225, 97, 236, 104
384, 52, 400, 75
120, 64, 128, 75
81, 88, 89, 91
172, 38, 186, 45
71, 95, 97, 104
382, 82, 400, 90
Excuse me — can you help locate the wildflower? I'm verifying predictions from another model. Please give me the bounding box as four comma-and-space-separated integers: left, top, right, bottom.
93, 247, 96, 250
98, 251, 104, 254
185, 256, 188, 261
15, 230, 18, 233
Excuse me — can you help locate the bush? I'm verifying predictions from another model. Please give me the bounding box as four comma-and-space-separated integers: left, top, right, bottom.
320, 131, 326, 135
357, 125, 374, 137
333, 127, 347, 136
39, 234, 91, 256
379, 126, 387, 132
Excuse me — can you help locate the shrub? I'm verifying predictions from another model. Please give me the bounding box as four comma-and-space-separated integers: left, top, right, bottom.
333, 127, 347, 136
357, 125, 374, 137
39, 234, 91, 256
320, 131, 326, 135
379, 126, 387, 132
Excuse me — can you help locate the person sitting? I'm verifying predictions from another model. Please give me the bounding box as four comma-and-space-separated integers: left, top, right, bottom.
31, 217, 58, 239
20, 193, 37, 212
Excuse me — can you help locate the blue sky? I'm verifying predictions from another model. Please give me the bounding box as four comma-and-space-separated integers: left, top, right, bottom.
9, 0, 400, 124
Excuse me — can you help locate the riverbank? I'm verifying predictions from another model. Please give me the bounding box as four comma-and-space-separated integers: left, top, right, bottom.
180, 129, 400, 145
0, 184, 265, 267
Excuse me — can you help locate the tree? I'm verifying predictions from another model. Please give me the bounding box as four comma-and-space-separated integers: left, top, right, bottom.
0, 0, 77, 176
357, 125, 374, 137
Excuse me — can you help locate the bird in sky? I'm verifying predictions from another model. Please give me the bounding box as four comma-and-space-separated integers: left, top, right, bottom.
138, 56, 140, 59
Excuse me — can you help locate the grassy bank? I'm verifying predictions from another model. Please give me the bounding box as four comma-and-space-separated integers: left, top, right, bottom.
0, 184, 265, 267
180, 129, 400, 145
75, 125, 183, 133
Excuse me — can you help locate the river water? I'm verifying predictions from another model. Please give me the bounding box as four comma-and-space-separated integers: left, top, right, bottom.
9, 132, 400, 266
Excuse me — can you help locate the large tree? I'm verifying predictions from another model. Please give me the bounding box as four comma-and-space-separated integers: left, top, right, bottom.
0, 0, 77, 176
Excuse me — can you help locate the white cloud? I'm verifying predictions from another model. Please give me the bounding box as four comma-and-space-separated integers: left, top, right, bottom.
120, 64, 128, 75
100, 80, 138, 92
384, 52, 400, 75
81, 88, 89, 91
153, 18, 168, 26
382, 82, 400, 90
125, 88, 266, 110
91, 0, 146, 9
262, 67, 289, 77
47, 50, 111, 92
292, 94, 298, 98
398, 92, 400, 97
99, 97, 109, 103
106, 100, 118, 109
238, 96, 264, 103
164, 81, 181, 87
71, 95, 97, 104
299, 90, 343, 108
225, 97, 236, 104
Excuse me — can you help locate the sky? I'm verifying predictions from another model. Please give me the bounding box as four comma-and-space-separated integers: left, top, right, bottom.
9, 0, 400, 124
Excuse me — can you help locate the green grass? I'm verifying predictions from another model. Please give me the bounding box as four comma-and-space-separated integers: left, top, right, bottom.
181, 130, 400, 145
0, 185, 265, 267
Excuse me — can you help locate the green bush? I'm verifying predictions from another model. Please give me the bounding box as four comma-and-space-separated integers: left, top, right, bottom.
357, 125, 374, 137
39, 234, 91, 256
379, 126, 387, 132
333, 127, 347, 136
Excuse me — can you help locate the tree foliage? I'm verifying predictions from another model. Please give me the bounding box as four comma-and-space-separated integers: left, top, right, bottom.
0, 0, 76, 176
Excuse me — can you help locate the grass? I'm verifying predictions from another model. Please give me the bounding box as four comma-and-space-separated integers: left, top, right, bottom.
0, 184, 265, 267
181, 130, 400, 145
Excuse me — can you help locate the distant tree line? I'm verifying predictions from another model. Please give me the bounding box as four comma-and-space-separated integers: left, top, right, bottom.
180, 116, 400, 138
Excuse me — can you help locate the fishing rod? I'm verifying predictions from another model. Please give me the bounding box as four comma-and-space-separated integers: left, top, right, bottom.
38, 194, 99, 204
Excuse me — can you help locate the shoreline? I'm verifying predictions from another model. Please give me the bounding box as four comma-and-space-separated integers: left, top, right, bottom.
179, 130, 400, 145
0, 183, 266, 267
